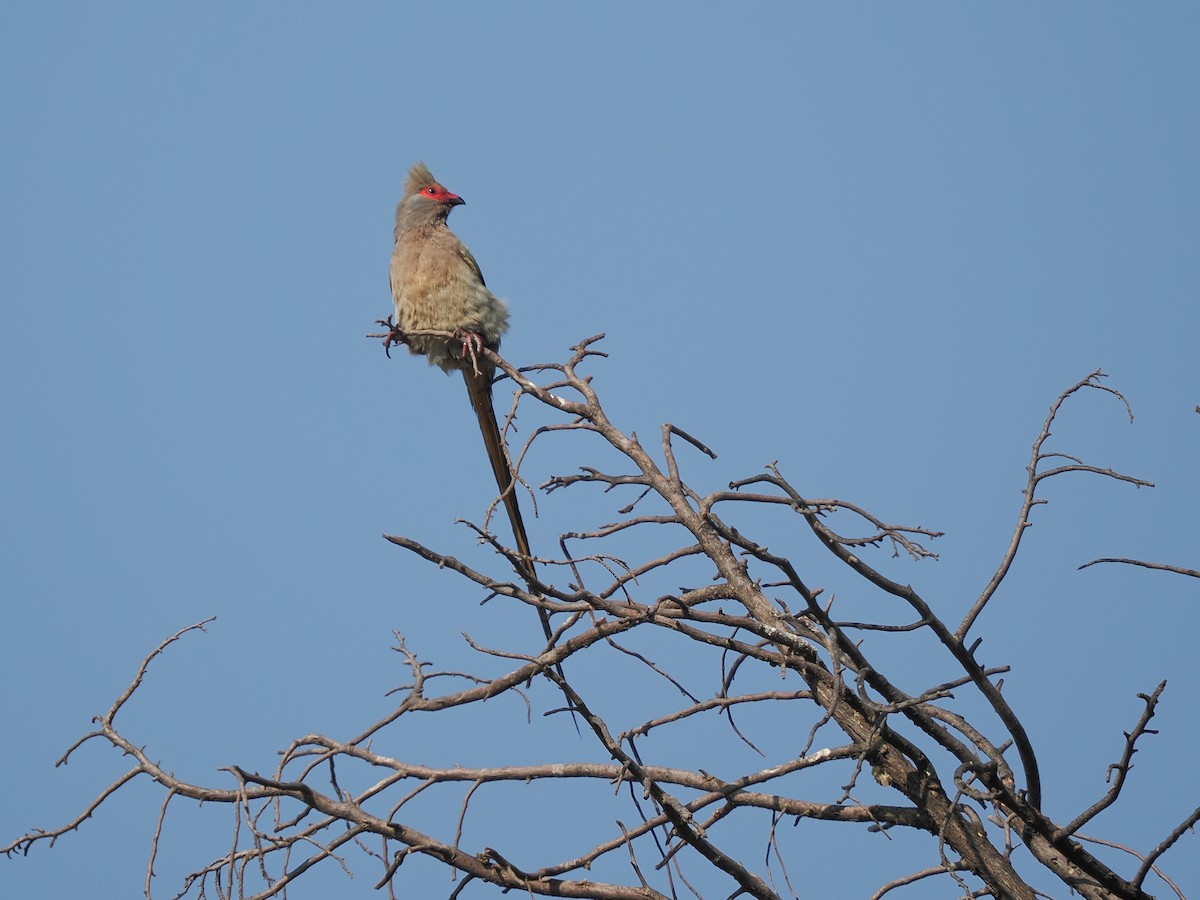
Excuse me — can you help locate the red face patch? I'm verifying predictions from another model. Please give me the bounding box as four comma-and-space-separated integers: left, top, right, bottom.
422, 184, 463, 205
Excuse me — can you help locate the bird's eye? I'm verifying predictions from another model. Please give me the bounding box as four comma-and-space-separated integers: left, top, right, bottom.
425, 187, 437, 195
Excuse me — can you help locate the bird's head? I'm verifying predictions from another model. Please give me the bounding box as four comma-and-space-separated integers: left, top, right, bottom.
403, 162, 464, 212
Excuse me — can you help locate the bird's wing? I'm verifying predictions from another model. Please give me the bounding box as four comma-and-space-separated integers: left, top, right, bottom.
456, 242, 487, 288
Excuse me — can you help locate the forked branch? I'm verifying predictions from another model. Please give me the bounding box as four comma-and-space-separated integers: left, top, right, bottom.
6, 345, 1192, 900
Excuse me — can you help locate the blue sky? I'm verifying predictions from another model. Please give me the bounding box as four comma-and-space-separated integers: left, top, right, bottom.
2, 4, 1197, 898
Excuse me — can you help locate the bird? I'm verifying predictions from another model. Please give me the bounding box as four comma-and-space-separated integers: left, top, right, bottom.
388, 162, 559, 671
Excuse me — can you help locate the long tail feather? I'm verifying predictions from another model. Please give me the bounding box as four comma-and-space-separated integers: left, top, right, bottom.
461, 369, 555, 649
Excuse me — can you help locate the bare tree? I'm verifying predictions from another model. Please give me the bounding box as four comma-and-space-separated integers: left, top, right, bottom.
6, 335, 1197, 899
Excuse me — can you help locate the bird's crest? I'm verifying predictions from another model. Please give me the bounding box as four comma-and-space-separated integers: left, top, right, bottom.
405, 161, 439, 198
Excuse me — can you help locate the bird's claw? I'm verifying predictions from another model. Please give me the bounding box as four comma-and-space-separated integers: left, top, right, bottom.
456, 329, 485, 376
375, 315, 406, 358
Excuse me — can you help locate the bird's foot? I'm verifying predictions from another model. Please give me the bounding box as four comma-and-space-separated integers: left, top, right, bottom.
374, 316, 407, 358
455, 329, 486, 375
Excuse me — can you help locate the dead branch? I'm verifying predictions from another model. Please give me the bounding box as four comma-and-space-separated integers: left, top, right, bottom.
1056, 682, 1167, 839
1078, 557, 1200, 579
6, 344, 1192, 900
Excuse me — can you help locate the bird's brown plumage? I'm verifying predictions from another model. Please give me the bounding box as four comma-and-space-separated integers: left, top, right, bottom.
389, 162, 553, 656
391, 162, 508, 373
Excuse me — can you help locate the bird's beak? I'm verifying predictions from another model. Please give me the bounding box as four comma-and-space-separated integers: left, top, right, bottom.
447, 193, 465, 207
